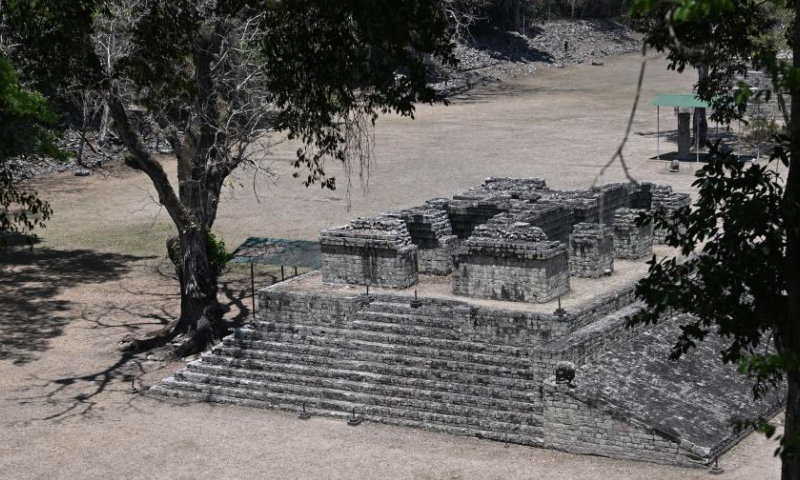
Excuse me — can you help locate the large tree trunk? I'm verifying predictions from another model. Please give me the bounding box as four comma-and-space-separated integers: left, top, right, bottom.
122, 231, 224, 356
784, 371, 800, 480
171, 226, 224, 357
108, 93, 227, 357
781, 4, 800, 478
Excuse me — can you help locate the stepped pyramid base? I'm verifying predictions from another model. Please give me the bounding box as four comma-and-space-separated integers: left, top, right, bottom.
153, 271, 783, 468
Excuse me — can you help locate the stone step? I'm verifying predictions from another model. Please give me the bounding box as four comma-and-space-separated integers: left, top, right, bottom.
174, 369, 541, 426
186, 361, 540, 410
231, 329, 531, 368
210, 345, 535, 383
353, 310, 469, 330
157, 376, 544, 439
251, 322, 523, 356
196, 355, 536, 400
350, 319, 469, 341
203, 348, 535, 388
150, 384, 542, 446
222, 332, 531, 369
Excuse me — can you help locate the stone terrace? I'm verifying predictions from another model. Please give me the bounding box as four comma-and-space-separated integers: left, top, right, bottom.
152, 176, 778, 468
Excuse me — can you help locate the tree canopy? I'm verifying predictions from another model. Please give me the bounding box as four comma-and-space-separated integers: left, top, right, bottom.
0, 56, 64, 245
2, 0, 456, 355
629, 0, 800, 477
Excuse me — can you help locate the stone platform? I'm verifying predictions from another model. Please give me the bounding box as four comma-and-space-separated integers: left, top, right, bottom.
153, 264, 780, 468
151, 176, 780, 468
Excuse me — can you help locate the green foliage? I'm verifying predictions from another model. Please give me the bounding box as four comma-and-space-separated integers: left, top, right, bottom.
260, 0, 456, 188
629, 0, 800, 464
206, 231, 231, 276
0, 56, 66, 246
629, 0, 775, 124
633, 145, 786, 368
5, 0, 454, 191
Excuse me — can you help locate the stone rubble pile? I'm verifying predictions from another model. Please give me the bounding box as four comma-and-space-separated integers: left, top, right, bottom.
431, 19, 642, 96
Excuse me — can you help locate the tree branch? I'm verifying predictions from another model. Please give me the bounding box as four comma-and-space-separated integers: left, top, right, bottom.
106, 92, 185, 229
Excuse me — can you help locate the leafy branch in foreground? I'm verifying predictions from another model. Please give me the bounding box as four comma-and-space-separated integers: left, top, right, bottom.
0, 56, 66, 246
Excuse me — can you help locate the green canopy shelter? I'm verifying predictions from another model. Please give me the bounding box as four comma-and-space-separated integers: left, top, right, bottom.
650, 94, 712, 161
230, 237, 321, 270
230, 237, 322, 317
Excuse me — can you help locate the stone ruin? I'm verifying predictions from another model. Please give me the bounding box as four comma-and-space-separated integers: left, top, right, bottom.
319, 217, 418, 288
154, 177, 783, 469
452, 217, 569, 303
386, 204, 458, 276
569, 223, 614, 278
316, 177, 687, 304
613, 208, 653, 260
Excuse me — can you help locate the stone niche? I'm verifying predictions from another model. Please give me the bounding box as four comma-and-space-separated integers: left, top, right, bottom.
613, 208, 653, 260
569, 223, 614, 278
387, 204, 458, 276
452, 218, 569, 303
319, 217, 418, 288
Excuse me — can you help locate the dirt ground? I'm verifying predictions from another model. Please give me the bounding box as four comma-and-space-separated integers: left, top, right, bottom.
0, 52, 782, 480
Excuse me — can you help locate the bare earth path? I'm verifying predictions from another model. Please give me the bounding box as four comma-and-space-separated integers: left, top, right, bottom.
0, 52, 781, 480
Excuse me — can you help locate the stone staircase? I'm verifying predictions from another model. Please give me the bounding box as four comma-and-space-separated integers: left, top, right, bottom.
151, 298, 548, 445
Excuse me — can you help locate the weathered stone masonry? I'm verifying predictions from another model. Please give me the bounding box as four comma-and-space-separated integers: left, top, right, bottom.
543, 379, 700, 466
613, 208, 653, 260
569, 223, 614, 278
453, 219, 569, 303
153, 176, 782, 468
388, 205, 458, 276
320, 217, 418, 288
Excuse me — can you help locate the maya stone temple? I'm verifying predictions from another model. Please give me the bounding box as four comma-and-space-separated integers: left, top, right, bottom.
153, 177, 783, 467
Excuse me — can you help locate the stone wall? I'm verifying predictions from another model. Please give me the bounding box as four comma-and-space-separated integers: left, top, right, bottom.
650, 185, 691, 244
259, 275, 641, 350
569, 223, 614, 278
316, 178, 680, 290
447, 197, 511, 239
531, 303, 642, 380
511, 202, 574, 244
389, 206, 458, 275
542, 379, 708, 467
564, 283, 637, 332
320, 217, 419, 288
259, 278, 365, 327
738, 69, 790, 120
446, 177, 548, 239
452, 220, 569, 303
613, 208, 653, 259
417, 235, 458, 275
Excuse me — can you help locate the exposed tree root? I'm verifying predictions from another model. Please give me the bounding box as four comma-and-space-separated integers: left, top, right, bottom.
120, 315, 227, 358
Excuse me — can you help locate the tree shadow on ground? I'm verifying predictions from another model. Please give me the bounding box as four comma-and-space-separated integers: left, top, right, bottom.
10, 262, 279, 422
0, 247, 153, 365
